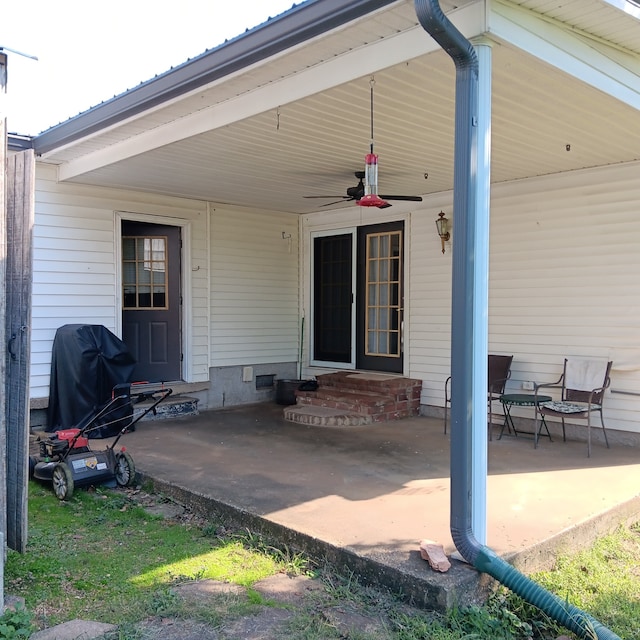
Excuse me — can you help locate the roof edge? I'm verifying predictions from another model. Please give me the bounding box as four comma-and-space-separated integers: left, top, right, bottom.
33, 0, 398, 156
8, 133, 34, 151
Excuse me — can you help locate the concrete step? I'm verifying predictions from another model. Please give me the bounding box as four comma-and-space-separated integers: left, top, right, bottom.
135, 395, 199, 422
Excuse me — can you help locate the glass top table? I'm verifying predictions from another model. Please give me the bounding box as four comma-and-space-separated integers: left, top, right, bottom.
499, 393, 552, 440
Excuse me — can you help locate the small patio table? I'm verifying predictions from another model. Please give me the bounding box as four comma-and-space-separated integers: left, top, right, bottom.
499, 393, 552, 440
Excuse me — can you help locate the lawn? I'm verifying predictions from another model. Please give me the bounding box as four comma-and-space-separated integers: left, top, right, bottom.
2, 481, 638, 639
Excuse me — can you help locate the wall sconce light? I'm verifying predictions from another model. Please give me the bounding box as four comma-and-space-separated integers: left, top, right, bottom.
435, 211, 450, 254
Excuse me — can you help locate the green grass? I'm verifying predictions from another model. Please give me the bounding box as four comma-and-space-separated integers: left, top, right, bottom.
5, 481, 640, 639
6, 483, 291, 629
531, 523, 640, 640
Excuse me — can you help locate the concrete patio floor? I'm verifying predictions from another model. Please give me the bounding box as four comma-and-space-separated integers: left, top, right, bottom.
115, 402, 640, 608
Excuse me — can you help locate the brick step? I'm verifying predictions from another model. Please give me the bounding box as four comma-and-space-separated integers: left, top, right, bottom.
283, 372, 422, 426
283, 405, 373, 427
316, 372, 422, 398
303, 386, 417, 403
297, 387, 396, 406
296, 392, 416, 417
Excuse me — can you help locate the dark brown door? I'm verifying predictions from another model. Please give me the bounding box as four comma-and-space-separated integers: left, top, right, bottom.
121, 221, 182, 382
356, 222, 404, 373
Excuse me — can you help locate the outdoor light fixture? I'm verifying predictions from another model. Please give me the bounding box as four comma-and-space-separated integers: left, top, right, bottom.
436, 211, 450, 254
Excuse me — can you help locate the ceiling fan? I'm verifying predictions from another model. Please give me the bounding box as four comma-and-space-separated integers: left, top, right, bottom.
304, 77, 423, 209
304, 171, 423, 209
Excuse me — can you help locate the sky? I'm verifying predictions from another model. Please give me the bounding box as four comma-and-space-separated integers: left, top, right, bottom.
2, 0, 300, 136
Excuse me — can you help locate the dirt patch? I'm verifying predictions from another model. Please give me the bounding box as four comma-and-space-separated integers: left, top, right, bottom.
134, 617, 222, 640
128, 575, 400, 640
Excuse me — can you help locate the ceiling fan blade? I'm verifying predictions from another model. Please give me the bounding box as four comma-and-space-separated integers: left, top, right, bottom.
318, 198, 356, 207
379, 195, 423, 202
303, 195, 349, 199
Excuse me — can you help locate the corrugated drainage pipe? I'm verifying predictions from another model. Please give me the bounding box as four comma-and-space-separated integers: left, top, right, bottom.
414, 2, 621, 638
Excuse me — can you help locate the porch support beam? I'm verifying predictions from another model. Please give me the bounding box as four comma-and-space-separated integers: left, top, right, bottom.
470, 37, 492, 545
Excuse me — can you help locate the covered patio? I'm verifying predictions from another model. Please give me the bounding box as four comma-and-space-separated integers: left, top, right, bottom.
109, 403, 640, 608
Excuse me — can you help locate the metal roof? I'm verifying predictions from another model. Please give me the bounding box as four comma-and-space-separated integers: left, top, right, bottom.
20, 0, 640, 215
32, 0, 398, 155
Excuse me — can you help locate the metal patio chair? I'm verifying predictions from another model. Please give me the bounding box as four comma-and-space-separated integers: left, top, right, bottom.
534, 358, 612, 457
444, 354, 513, 440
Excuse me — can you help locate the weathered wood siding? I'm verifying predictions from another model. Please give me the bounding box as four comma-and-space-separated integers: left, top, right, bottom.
408, 161, 640, 434
209, 207, 299, 366
31, 163, 210, 400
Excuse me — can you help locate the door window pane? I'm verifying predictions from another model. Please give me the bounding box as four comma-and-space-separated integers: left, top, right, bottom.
122, 236, 168, 310
365, 231, 402, 357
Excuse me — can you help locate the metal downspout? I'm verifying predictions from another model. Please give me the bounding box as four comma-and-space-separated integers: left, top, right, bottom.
413, 2, 621, 638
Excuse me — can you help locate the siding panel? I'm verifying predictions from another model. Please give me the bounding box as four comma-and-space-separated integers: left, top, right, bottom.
408, 162, 640, 433
210, 207, 299, 367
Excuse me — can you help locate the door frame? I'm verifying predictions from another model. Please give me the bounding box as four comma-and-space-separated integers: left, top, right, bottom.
308, 219, 408, 374
115, 211, 192, 382
309, 227, 357, 369
355, 221, 405, 373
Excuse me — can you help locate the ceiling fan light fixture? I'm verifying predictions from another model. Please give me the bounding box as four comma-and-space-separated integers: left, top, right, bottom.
357, 152, 389, 208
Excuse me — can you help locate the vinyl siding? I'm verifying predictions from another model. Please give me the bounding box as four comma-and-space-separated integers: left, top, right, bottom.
31, 163, 209, 400
301, 161, 640, 434
408, 161, 640, 434
209, 207, 299, 366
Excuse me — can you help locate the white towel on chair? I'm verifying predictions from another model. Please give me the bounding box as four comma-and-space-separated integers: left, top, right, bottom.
565, 358, 607, 391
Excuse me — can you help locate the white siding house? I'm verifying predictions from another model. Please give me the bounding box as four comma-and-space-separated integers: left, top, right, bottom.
10, 0, 640, 441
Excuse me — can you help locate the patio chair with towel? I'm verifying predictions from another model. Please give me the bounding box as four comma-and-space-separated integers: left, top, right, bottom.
534, 357, 612, 457
444, 354, 513, 440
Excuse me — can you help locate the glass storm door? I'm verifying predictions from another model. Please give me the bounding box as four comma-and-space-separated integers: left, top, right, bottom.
356, 222, 404, 373
121, 221, 182, 382
312, 233, 353, 364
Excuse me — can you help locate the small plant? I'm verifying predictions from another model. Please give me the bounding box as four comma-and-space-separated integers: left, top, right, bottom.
148, 588, 179, 615
0, 604, 35, 639
495, 587, 566, 639
233, 528, 311, 576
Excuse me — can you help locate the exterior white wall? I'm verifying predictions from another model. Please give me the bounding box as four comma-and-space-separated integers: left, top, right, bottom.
408, 161, 640, 434
302, 161, 640, 435
31, 163, 210, 401
33, 157, 640, 434
209, 206, 300, 367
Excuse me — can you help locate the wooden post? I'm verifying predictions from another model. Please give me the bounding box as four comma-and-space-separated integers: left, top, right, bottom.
5, 148, 34, 555
0, 48, 8, 612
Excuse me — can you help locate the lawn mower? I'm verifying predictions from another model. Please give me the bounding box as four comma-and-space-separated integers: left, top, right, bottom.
29, 384, 173, 500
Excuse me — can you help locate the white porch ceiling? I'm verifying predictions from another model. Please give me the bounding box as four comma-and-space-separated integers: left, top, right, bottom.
39, 0, 640, 215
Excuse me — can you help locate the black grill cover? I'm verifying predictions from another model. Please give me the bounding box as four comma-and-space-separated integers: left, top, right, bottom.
47, 324, 136, 433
